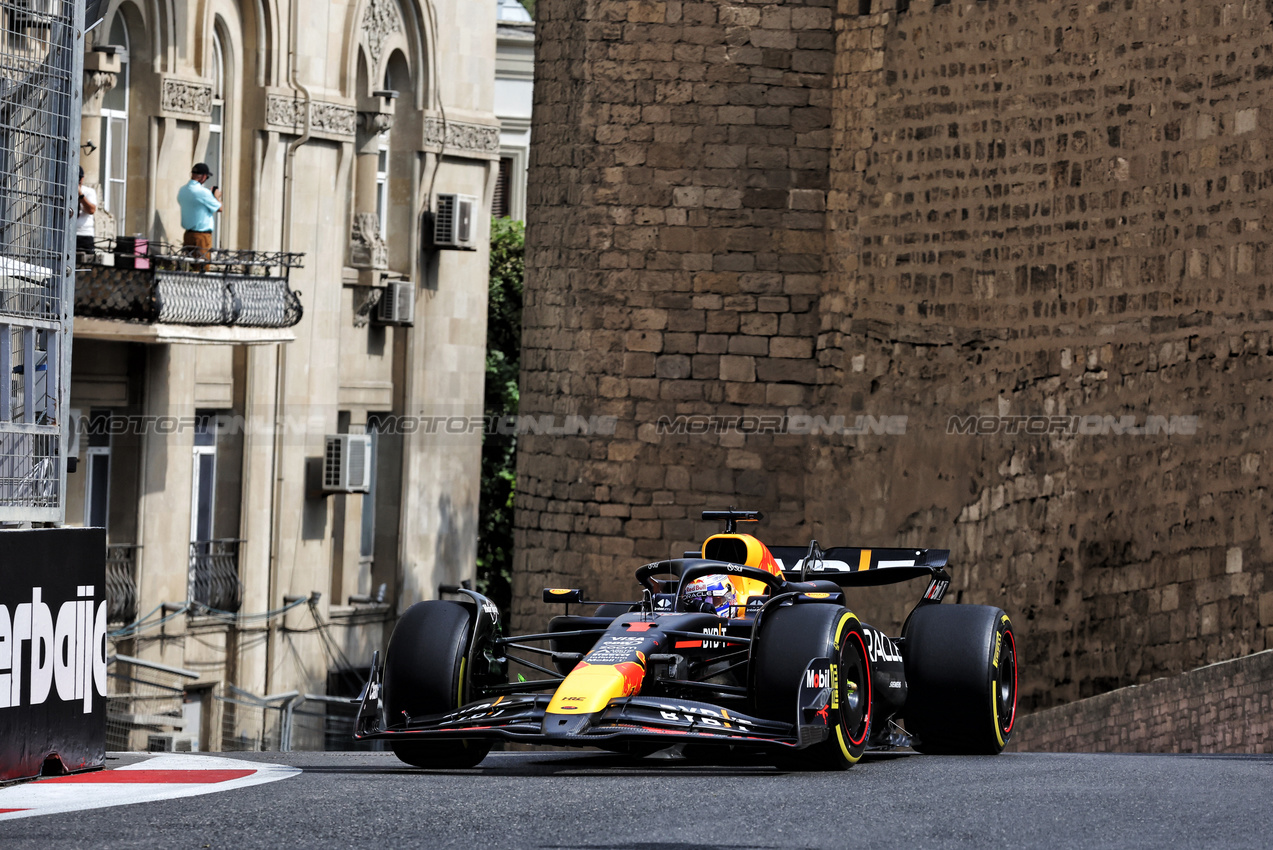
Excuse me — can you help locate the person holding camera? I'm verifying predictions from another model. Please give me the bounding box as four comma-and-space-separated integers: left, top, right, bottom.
177, 162, 222, 261
76, 166, 97, 255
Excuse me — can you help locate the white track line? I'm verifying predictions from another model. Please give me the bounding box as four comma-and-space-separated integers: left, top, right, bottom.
0, 753, 299, 821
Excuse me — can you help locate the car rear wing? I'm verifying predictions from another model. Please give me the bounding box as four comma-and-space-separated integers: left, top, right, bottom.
768, 546, 950, 589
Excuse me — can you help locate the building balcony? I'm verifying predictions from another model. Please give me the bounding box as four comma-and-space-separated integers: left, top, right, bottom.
189, 539, 243, 614
105, 543, 141, 625
74, 240, 304, 345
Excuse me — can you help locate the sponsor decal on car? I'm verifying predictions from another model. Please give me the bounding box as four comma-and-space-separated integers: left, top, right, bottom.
862, 627, 902, 664
805, 668, 832, 689
654, 704, 752, 728
585, 635, 649, 664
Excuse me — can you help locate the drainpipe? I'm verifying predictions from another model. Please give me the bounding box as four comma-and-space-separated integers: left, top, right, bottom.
265, 0, 313, 698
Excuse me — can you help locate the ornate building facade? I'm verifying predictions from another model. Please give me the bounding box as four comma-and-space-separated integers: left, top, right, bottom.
67, 0, 499, 749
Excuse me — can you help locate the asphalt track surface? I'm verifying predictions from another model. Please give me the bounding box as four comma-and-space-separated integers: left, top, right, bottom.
2, 749, 1271, 849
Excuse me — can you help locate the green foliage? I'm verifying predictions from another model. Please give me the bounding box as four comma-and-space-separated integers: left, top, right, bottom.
477, 218, 525, 619
519, 0, 535, 16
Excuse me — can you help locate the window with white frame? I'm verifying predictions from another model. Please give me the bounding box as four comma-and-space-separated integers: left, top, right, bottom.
190, 412, 217, 546
359, 415, 384, 561
84, 408, 111, 529
99, 16, 129, 224
207, 32, 225, 248
375, 134, 390, 240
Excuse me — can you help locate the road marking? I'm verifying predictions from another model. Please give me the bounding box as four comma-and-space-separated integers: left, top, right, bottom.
0, 754, 299, 821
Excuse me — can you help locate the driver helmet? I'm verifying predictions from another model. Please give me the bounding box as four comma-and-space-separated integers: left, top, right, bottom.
684, 574, 736, 617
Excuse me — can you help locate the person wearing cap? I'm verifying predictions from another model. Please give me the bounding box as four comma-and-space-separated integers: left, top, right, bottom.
177, 162, 222, 260
76, 166, 97, 255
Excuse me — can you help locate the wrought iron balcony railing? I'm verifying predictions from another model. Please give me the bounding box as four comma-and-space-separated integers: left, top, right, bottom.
75, 239, 304, 329
105, 543, 141, 624
188, 538, 243, 613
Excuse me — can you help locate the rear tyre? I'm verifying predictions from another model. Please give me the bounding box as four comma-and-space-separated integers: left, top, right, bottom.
752, 604, 871, 770
902, 604, 1017, 754
382, 600, 492, 768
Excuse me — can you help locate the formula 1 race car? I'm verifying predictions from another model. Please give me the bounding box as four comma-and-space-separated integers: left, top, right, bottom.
354, 509, 1018, 769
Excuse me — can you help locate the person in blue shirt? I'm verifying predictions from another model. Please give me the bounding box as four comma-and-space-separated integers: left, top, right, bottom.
176, 162, 222, 261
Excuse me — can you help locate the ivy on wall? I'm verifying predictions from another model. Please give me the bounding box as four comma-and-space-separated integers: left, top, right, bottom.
477, 217, 524, 621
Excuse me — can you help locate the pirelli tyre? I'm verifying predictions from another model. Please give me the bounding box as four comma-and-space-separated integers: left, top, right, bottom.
752, 603, 872, 770
902, 604, 1018, 754
381, 600, 492, 768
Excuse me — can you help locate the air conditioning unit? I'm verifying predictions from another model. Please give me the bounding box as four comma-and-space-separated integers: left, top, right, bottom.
432, 193, 477, 250
146, 734, 194, 753
375, 280, 414, 325
323, 434, 373, 493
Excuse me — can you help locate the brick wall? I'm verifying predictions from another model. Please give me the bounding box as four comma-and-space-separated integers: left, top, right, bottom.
819, 0, 1273, 712
1010, 650, 1273, 752
517, 0, 838, 622
519, 0, 1273, 716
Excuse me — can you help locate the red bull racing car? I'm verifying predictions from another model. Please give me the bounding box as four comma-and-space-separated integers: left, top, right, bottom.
354, 509, 1018, 769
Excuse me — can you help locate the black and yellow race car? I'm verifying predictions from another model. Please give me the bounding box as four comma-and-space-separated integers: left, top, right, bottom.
354, 509, 1018, 769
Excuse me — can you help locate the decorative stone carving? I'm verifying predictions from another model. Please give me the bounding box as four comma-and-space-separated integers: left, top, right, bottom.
265, 95, 357, 138
359, 110, 395, 136
83, 70, 117, 110
422, 117, 501, 154
349, 212, 388, 270
351, 285, 384, 328
362, 0, 404, 70
161, 77, 214, 117
311, 102, 358, 137
266, 94, 303, 130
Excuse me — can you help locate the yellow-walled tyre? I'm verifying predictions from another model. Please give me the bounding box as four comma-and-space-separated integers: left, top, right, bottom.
752, 603, 872, 770
902, 604, 1018, 754
382, 600, 491, 768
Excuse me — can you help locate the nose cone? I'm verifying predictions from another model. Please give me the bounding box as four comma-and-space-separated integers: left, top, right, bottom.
546, 660, 646, 717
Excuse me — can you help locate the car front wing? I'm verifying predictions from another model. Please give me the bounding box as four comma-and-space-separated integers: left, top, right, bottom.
355, 691, 802, 749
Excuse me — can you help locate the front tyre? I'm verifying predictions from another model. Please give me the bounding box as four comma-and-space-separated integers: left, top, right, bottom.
752, 604, 872, 770
381, 600, 492, 768
902, 604, 1018, 754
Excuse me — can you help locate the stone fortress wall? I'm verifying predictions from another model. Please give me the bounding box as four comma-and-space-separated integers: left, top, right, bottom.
516, 0, 1273, 719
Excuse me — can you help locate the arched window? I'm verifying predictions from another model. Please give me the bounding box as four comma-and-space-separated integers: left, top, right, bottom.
207, 30, 225, 246
99, 15, 129, 222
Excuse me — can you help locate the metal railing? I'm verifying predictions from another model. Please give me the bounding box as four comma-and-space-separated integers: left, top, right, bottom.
188, 538, 242, 613
75, 238, 304, 329
105, 543, 140, 624
106, 653, 200, 752
0, 0, 82, 521
216, 688, 379, 753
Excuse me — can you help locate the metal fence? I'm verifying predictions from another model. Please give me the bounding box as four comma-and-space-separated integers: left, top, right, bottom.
106, 653, 200, 752
0, 0, 82, 521
216, 688, 378, 753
